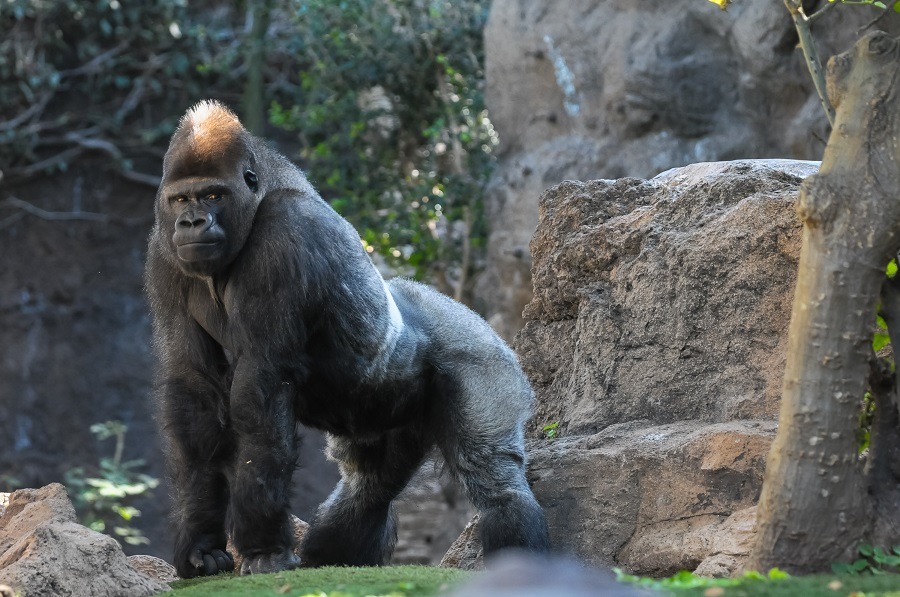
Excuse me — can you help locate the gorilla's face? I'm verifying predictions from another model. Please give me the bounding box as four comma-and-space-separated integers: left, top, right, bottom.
161, 169, 258, 275
154, 102, 262, 278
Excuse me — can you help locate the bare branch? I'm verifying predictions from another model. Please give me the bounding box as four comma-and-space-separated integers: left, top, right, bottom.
10, 133, 160, 187
0, 212, 25, 231
3, 196, 110, 222
118, 169, 161, 188
0, 93, 54, 133
1, 196, 153, 226
861, 0, 899, 32
8, 147, 85, 179
808, 1, 835, 23
58, 41, 129, 79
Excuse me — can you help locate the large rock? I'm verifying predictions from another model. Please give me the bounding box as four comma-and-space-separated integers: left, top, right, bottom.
0, 483, 169, 596
446, 160, 808, 575
475, 0, 899, 338
519, 160, 813, 435
529, 420, 773, 576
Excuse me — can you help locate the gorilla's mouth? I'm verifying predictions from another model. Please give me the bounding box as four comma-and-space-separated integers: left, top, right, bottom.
176, 241, 223, 262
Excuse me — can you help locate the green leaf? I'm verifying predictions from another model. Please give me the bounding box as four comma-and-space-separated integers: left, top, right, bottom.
895, 1, 900, 12
832, 562, 853, 574
860, 544, 875, 557
852, 558, 871, 572
873, 332, 891, 352
767, 568, 790, 580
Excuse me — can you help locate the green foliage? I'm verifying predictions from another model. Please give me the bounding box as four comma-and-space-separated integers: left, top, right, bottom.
168, 565, 471, 597
614, 567, 789, 591
64, 421, 159, 546
0, 0, 202, 170
270, 0, 494, 282
542, 421, 560, 440
833, 544, 900, 575
830, 0, 900, 10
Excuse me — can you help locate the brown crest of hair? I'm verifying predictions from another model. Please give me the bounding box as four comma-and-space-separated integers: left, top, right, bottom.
179, 100, 245, 161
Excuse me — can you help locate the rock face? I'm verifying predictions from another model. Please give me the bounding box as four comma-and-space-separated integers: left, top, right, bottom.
529, 421, 770, 576
446, 160, 809, 576
521, 160, 814, 436
0, 484, 169, 596
475, 0, 899, 338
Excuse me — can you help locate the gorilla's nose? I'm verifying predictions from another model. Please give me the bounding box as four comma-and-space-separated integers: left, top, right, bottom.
178, 213, 210, 229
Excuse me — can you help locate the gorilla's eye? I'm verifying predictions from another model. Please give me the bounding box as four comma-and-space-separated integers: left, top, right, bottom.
205, 193, 223, 202
244, 170, 259, 193
173, 195, 188, 203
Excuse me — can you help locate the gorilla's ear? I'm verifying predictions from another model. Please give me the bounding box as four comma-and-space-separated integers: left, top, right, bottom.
244, 170, 259, 193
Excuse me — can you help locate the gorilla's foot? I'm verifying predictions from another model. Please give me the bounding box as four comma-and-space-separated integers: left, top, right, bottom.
239, 549, 301, 575
181, 543, 234, 577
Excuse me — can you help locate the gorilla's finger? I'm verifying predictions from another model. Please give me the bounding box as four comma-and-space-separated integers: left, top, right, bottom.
211, 549, 233, 572
202, 554, 218, 575
188, 549, 206, 573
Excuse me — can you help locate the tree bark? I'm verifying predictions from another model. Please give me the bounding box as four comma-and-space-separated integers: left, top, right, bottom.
748, 32, 900, 574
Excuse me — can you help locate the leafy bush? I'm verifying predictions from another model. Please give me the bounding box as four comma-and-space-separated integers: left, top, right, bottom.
267, 0, 494, 290
1, 0, 494, 292
833, 544, 900, 575
64, 421, 159, 546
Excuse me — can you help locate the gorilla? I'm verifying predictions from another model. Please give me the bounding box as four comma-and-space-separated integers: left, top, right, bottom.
145, 100, 549, 578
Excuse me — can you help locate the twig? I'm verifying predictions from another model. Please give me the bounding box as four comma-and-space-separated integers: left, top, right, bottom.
861, 0, 899, 32
808, 1, 835, 23
783, 0, 836, 126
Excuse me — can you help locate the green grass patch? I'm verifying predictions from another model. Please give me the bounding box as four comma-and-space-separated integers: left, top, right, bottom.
616, 568, 900, 596
165, 565, 472, 597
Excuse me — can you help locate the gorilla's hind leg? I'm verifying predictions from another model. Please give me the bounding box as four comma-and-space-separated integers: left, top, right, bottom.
436, 371, 550, 555
299, 428, 429, 567
450, 437, 550, 554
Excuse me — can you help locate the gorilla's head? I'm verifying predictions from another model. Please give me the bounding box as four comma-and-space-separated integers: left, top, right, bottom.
155, 101, 264, 277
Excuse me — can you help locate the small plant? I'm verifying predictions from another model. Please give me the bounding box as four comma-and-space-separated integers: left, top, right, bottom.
832, 544, 900, 575
542, 421, 560, 440
64, 421, 159, 546
614, 568, 790, 591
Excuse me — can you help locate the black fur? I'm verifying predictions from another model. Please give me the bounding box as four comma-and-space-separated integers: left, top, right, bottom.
146, 101, 549, 577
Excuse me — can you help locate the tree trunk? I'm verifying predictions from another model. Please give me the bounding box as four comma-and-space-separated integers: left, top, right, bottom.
241, 0, 273, 135
748, 32, 900, 574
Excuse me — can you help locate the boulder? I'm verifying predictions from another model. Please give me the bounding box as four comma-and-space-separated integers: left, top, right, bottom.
519, 160, 814, 435
126, 555, 178, 584
0, 484, 169, 596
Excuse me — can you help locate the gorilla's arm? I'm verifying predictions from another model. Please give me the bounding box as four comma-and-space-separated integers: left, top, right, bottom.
154, 315, 235, 577
227, 358, 300, 573
147, 251, 234, 578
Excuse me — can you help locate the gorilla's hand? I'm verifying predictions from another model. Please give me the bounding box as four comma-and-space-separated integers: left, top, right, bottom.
176, 534, 234, 578
239, 549, 301, 575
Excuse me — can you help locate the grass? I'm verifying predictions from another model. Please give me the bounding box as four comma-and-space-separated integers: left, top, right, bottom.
667, 574, 900, 596
164, 565, 472, 597
617, 568, 900, 596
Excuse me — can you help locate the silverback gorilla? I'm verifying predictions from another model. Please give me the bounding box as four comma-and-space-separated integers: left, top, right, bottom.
145, 100, 549, 577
